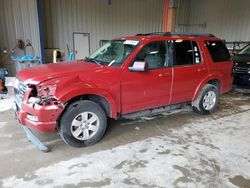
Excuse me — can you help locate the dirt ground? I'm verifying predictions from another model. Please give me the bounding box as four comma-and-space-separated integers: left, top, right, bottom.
0, 88, 250, 188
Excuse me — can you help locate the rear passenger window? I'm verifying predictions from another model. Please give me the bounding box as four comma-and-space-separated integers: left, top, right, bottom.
173, 40, 201, 66
205, 40, 231, 62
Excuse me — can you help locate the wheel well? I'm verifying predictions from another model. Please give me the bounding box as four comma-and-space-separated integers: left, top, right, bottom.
208, 79, 220, 93
56, 94, 111, 130
65, 94, 111, 117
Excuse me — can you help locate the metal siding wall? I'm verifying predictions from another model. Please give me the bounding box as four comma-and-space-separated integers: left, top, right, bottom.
175, 0, 250, 41
0, 0, 41, 75
41, 0, 164, 58
174, 0, 191, 32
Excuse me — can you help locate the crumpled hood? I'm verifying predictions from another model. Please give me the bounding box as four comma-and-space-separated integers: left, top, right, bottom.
17, 61, 101, 85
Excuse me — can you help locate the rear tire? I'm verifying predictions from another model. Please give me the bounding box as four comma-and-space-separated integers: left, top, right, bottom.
192, 84, 219, 115
59, 100, 107, 147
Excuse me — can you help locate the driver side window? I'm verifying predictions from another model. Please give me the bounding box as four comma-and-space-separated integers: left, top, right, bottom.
134, 41, 166, 70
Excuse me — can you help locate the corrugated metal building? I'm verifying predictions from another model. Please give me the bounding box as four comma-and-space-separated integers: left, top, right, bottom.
1, 0, 250, 75
41, 0, 164, 58
0, 0, 41, 75
175, 0, 250, 41
0, 0, 165, 75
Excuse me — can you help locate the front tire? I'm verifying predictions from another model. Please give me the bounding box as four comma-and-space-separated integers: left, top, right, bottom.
192, 84, 219, 115
59, 100, 107, 147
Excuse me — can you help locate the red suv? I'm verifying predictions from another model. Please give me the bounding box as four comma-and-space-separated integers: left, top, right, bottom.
13, 32, 233, 148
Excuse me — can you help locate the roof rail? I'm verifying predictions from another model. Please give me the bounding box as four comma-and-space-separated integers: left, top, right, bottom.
135, 32, 164, 36
135, 32, 215, 37
163, 32, 215, 37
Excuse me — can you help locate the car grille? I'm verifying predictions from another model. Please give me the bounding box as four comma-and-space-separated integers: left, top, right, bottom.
14, 79, 28, 108
234, 66, 250, 74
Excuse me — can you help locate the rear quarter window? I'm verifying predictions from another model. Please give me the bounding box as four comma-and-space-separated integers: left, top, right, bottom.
205, 40, 231, 62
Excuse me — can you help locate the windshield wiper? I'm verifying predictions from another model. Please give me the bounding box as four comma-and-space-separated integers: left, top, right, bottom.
84, 57, 101, 65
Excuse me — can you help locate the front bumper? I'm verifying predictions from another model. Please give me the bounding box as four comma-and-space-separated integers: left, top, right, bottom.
22, 125, 50, 152
14, 88, 64, 132
234, 74, 250, 86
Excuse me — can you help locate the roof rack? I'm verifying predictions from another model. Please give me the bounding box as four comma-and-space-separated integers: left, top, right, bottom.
135, 32, 215, 37
135, 32, 164, 36
163, 32, 215, 37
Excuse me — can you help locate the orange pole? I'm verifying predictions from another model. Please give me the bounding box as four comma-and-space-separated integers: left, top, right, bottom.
163, 0, 169, 32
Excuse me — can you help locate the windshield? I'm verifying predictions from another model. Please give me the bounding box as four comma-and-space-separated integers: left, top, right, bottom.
238, 45, 250, 55
87, 40, 139, 66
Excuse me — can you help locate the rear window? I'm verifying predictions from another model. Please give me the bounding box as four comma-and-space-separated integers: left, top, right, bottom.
205, 40, 231, 62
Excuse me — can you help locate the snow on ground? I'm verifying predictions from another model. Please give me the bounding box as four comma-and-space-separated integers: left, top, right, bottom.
0, 96, 14, 112
0, 77, 15, 112
233, 87, 250, 94
0, 77, 15, 111
1, 110, 250, 188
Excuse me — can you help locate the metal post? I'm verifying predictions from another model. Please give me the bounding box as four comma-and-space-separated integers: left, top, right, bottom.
163, 0, 169, 32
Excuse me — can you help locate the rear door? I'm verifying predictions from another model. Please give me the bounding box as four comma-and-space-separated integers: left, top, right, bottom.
171, 40, 208, 104
121, 41, 173, 114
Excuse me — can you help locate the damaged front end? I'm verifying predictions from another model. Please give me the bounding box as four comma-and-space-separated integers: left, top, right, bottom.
13, 78, 64, 152
14, 78, 64, 132
30, 84, 57, 105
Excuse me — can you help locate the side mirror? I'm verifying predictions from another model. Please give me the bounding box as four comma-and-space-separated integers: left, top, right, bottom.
128, 61, 148, 72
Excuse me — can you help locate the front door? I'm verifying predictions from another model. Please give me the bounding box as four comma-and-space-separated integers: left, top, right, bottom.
121, 41, 173, 114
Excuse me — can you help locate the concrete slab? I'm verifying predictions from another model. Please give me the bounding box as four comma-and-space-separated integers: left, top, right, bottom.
0, 90, 250, 188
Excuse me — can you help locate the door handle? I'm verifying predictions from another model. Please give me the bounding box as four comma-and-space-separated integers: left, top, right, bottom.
197, 68, 206, 72
158, 72, 169, 77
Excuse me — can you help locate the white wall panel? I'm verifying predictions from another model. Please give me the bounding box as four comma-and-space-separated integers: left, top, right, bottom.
0, 0, 41, 75
41, 0, 164, 59
175, 0, 250, 41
